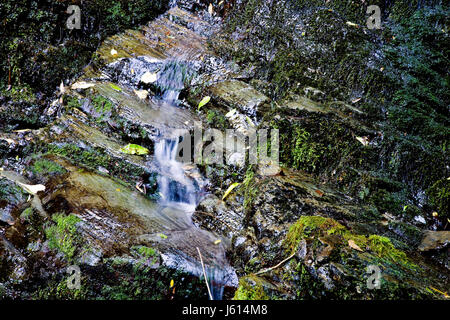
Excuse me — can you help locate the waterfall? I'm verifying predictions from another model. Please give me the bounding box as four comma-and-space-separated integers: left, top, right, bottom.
154, 138, 196, 211
151, 58, 232, 300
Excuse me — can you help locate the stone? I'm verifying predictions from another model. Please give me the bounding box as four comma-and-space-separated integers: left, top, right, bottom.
418, 231, 450, 252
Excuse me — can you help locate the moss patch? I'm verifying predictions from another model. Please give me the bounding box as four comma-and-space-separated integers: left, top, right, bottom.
233, 276, 269, 300
45, 213, 82, 262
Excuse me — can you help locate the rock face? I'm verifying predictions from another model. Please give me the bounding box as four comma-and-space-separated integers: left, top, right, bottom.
419, 231, 450, 252
0, 1, 449, 301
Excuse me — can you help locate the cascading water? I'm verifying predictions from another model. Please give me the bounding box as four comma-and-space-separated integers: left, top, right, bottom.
151, 59, 231, 300
154, 138, 196, 210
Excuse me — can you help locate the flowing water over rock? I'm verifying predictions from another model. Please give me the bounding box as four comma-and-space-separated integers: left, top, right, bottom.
1, 2, 449, 301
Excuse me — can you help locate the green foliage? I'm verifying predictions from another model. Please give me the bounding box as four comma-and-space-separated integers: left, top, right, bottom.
64, 96, 82, 109
234, 277, 269, 300
284, 215, 417, 269
0, 0, 169, 93
242, 166, 257, 215
20, 207, 34, 222
291, 127, 322, 172
45, 143, 146, 187
0, 84, 35, 103
427, 178, 450, 219
198, 96, 211, 110
206, 110, 227, 129
30, 158, 65, 176
91, 94, 113, 121
45, 213, 82, 262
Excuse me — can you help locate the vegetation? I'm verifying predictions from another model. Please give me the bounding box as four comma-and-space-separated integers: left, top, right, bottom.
45, 213, 82, 261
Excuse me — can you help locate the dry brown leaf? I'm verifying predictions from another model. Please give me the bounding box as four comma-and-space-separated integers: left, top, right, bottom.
348, 239, 364, 252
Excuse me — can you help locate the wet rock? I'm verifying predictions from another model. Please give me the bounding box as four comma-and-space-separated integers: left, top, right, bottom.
0, 174, 31, 225
418, 231, 450, 252
207, 80, 270, 119
40, 158, 236, 287
193, 194, 245, 238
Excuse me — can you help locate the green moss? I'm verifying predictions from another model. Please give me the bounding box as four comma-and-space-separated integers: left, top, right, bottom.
206, 110, 227, 129
242, 166, 258, 216
20, 207, 33, 222
367, 235, 417, 270
291, 127, 322, 172
45, 143, 147, 189
63, 95, 81, 110
284, 216, 417, 269
427, 178, 449, 220
45, 213, 82, 262
131, 245, 159, 266
0, 84, 36, 103
233, 276, 269, 300
92, 95, 113, 114
284, 216, 345, 254
34, 276, 89, 300
30, 158, 65, 175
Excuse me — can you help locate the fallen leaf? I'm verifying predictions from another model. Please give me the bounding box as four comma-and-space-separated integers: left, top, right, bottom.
208, 3, 214, 15
225, 108, 237, 117
346, 21, 359, 28
356, 136, 369, 146
141, 71, 158, 84
246, 116, 255, 127
198, 96, 211, 110
348, 239, 364, 252
59, 81, 66, 94
17, 182, 45, 195
158, 233, 168, 239
133, 89, 148, 100
71, 81, 95, 90
120, 144, 150, 155
222, 182, 241, 201
429, 286, 449, 298
214, 239, 222, 245
109, 83, 122, 91
315, 189, 324, 197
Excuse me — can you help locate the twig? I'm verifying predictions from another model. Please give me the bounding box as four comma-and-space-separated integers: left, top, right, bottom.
196, 247, 213, 300
254, 251, 296, 275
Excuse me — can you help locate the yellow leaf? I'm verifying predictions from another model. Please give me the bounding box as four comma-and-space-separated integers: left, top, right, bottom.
348, 239, 364, 252
198, 96, 211, 110
170, 279, 174, 288
214, 239, 222, 245
429, 286, 449, 298
222, 182, 241, 201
